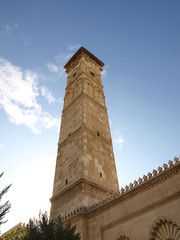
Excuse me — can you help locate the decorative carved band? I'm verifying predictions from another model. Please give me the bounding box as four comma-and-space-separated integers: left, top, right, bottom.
101, 191, 180, 233
87, 157, 180, 216
58, 157, 179, 225
61, 191, 179, 226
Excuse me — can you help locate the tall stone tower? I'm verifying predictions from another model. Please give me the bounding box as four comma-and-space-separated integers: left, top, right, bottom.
50, 47, 119, 219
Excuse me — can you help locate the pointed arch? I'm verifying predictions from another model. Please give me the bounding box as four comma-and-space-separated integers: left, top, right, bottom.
84, 78, 93, 97
64, 87, 73, 107
94, 86, 104, 106
74, 78, 82, 98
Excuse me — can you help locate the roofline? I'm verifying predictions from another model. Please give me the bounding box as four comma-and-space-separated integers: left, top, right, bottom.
64, 47, 104, 69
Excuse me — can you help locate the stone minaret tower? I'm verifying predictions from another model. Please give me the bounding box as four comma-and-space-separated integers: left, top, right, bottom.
50, 47, 119, 219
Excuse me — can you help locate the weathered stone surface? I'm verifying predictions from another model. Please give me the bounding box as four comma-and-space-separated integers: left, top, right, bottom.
50, 47, 180, 240
50, 47, 119, 219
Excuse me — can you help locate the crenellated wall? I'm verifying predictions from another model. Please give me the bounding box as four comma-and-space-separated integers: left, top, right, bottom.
62, 157, 180, 240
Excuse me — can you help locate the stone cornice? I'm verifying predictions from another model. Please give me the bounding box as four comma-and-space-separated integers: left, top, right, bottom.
62, 91, 107, 115
63, 191, 180, 228
58, 123, 112, 149
84, 93, 106, 111
100, 191, 180, 236
83, 124, 112, 145
58, 125, 82, 148
64, 47, 104, 70
50, 178, 115, 202
87, 158, 180, 218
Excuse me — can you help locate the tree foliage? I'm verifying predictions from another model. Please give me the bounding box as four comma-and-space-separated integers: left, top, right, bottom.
0, 172, 11, 226
0, 227, 24, 240
23, 212, 80, 240
1, 212, 80, 240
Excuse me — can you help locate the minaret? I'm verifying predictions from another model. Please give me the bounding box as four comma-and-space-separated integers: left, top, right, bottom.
50, 47, 119, 219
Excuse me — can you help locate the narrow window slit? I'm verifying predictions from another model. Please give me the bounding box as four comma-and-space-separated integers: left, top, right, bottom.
90, 71, 95, 77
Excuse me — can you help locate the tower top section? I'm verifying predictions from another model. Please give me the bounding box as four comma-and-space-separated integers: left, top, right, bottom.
64, 46, 104, 70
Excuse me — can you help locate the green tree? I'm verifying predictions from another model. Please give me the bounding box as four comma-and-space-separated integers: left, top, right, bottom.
0, 227, 25, 240
22, 212, 80, 240
0, 172, 11, 226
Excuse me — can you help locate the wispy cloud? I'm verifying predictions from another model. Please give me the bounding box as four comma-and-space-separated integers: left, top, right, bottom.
5, 23, 19, 35
101, 65, 108, 79
0, 144, 4, 150
14, 22, 19, 29
55, 53, 72, 65
109, 119, 113, 127
41, 86, 55, 104
113, 135, 124, 150
47, 63, 59, 73
114, 127, 128, 135
46, 46, 81, 80
5, 25, 13, 34
69, 44, 81, 51
112, 126, 128, 151
40, 113, 59, 129
45, 52, 72, 78
0, 57, 59, 133
101, 69, 107, 78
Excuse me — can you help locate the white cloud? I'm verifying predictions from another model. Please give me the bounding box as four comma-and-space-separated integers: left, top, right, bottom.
0, 144, 4, 150
113, 135, 124, 150
47, 63, 59, 73
101, 69, 107, 78
101, 65, 108, 79
5, 23, 19, 34
69, 44, 81, 51
0, 57, 59, 133
55, 53, 72, 65
114, 127, 128, 135
40, 113, 59, 129
5, 25, 13, 34
14, 22, 19, 29
109, 119, 112, 127
41, 86, 55, 104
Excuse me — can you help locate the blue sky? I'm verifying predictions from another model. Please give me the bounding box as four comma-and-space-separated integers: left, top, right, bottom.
0, 0, 180, 233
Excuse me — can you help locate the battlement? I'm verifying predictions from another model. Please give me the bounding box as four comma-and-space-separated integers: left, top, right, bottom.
62, 156, 180, 221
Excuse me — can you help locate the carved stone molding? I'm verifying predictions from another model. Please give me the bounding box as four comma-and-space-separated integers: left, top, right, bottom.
99, 192, 180, 234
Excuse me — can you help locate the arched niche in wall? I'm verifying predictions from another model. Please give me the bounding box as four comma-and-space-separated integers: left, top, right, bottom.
149, 218, 180, 240
84, 78, 93, 97
87, 67, 98, 81
74, 79, 82, 98
94, 87, 104, 106
64, 87, 73, 107
70, 68, 79, 82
